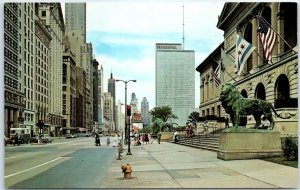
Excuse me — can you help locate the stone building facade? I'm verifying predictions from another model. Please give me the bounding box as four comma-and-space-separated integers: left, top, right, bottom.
196, 2, 297, 136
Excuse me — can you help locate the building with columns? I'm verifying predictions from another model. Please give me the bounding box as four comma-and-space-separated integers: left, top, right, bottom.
38, 3, 65, 133
34, 12, 52, 135
4, 3, 26, 136
196, 2, 297, 136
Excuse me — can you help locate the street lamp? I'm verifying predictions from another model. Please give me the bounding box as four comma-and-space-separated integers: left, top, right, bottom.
116, 79, 137, 155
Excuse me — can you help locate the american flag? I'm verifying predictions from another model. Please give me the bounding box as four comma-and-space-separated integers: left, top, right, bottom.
257, 17, 277, 61
213, 63, 221, 86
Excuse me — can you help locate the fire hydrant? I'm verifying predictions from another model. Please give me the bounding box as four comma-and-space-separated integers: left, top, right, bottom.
121, 163, 132, 179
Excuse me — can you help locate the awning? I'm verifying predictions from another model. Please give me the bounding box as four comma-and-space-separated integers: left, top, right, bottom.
62, 127, 76, 130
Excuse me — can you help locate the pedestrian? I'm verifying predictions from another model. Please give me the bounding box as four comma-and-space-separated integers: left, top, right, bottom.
185, 124, 189, 137
225, 116, 229, 128
144, 133, 149, 145
173, 130, 178, 143
107, 136, 110, 146
14, 133, 20, 146
141, 134, 145, 145
95, 132, 100, 146
113, 134, 118, 147
157, 132, 161, 144
148, 133, 153, 144
257, 115, 271, 129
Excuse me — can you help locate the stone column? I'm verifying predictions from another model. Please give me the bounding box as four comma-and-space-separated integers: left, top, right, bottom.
5, 109, 8, 136
251, 17, 259, 72
271, 3, 279, 61
14, 109, 19, 128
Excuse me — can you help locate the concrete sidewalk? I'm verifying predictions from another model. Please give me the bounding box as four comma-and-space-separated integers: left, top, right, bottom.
99, 140, 298, 188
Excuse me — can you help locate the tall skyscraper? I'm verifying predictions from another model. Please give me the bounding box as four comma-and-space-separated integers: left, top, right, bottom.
141, 97, 150, 126
39, 3, 65, 133
130, 92, 138, 114
108, 73, 116, 131
155, 43, 195, 126
65, 3, 86, 42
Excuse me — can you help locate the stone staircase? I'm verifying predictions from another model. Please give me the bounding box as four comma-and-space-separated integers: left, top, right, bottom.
172, 134, 220, 152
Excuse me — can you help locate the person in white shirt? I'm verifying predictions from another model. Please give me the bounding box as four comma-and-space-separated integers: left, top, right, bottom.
258, 115, 270, 129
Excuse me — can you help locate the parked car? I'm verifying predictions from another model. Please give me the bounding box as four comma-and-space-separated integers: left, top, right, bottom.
30, 136, 39, 143
40, 134, 53, 143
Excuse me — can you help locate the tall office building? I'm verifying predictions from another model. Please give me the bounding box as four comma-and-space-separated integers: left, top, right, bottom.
98, 66, 104, 130
155, 43, 195, 126
38, 3, 65, 133
108, 73, 116, 131
4, 3, 26, 136
65, 3, 86, 42
141, 97, 150, 126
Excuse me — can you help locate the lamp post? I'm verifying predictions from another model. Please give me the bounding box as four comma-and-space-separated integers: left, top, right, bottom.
116, 79, 136, 155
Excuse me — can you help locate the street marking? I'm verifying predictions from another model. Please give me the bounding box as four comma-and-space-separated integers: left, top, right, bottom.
5, 156, 16, 160
5, 157, 63, 178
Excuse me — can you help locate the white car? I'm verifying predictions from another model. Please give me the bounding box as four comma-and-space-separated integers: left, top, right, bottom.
40, 134, 53, 143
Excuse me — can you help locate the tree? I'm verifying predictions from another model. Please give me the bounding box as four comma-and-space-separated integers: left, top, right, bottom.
187, 111, 201, 128
150, 106, 178, 134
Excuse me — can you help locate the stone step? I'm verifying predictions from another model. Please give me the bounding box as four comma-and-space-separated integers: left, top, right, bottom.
172, 134, 221, 152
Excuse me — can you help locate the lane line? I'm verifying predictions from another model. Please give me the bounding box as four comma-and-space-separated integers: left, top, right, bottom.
5, 156, 16, 160
5, 157, 63, 178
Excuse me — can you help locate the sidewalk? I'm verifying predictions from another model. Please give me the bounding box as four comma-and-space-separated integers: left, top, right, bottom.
100, 140, 298, 188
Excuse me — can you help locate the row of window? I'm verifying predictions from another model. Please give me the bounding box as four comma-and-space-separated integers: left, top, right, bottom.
36, 40, 49, 55
4, 34, 18, 52
4, 76, 18, 89
36, 92, 47, 103
4, 5, 18, 24
5, 61, 18, 76
4, 47, 18, 63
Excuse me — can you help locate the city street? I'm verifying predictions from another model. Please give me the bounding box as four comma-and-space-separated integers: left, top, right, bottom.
4, 136, 117, 189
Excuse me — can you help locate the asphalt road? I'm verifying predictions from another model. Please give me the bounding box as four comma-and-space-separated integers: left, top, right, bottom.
4, 136, 118, 189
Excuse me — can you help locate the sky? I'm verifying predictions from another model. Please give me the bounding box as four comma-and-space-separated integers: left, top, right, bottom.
64, 1, 225, 110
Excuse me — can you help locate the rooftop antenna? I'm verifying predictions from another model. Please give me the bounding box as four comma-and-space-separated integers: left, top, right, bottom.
182, 4, 185, 50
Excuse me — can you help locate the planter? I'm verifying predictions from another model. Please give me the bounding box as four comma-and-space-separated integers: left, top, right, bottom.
217, 128, 283, 160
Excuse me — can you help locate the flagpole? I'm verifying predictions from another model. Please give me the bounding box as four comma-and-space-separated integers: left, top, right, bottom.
212, 58, 236, 82
258, 15, 297, 54
253, 49, 270, 64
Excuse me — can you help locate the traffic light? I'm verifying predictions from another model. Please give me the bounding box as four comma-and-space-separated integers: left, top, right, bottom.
127, 105, 131, 116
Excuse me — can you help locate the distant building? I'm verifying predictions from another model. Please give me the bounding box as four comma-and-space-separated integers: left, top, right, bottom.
103, 92, 114, 132
130, 92, 138, 114
155, 43, 195, 126
98, 66, 104, 130
65, 3, 86, 42
108, 73, 117, 131
141, 97, 150, 126
62, 36, 77, 134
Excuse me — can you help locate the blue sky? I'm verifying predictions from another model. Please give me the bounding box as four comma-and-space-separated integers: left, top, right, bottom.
82, 1, 225, 110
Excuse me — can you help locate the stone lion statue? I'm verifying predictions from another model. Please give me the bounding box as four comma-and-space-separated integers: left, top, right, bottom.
219, 83, 292, 129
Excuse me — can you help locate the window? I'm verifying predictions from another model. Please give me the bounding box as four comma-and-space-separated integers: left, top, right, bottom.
42, 11, 46, 17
